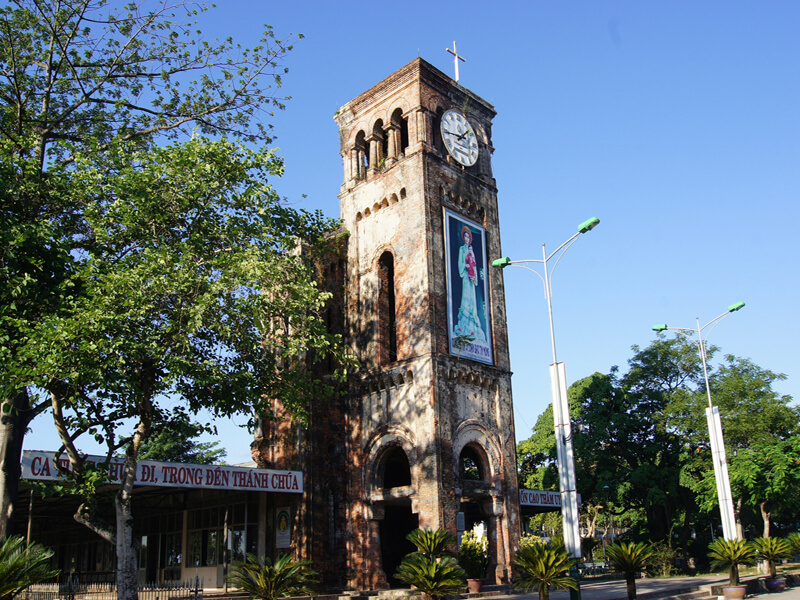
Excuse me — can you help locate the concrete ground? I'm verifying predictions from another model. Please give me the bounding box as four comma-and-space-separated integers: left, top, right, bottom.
491, 573, 799, 600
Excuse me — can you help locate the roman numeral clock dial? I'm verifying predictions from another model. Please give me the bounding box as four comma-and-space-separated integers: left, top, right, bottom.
441, 109, 479, 166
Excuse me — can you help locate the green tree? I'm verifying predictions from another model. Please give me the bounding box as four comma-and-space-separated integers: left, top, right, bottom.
138, 418, 226, 464
0, 535, 60, 599
678, 355, 798, 538
23, 137, 350, 600
0, 0, 302, 541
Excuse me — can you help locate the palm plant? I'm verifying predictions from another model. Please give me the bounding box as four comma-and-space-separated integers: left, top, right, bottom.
394, 554, 467, 600
0, 536, 60, 600
751, 537, 791, 579
407, 528, 456, 558
512, 541, 578, 600
606, 541, 654, 600
787, 532, 800, 556
708, 538, 756, 587
227, 553, 317, 600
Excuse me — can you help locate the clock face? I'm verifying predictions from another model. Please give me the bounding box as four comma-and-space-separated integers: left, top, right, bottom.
440, 109, 479, 166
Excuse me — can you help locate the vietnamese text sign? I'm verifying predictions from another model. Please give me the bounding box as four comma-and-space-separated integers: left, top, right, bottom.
22, 450, 303, 494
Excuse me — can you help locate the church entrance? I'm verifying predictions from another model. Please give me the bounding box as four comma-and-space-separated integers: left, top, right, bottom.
379, 501, 418, 587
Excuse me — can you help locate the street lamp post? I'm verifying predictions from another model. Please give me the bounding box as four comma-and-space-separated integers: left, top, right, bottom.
652, 302, 745, 541
493, 216, 600, 600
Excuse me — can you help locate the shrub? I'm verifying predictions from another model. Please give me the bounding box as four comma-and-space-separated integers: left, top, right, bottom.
394, 553, 466, 599
0, 536, 60, 600
512, 540, 578, 600
606, 541, 654, 600
751, 537, 791, 579
708, 538, 755, 587
459, 529, 488, 579
227, 553, 317, 600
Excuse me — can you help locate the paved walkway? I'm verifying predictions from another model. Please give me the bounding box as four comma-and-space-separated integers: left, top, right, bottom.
491, 573, 799, 600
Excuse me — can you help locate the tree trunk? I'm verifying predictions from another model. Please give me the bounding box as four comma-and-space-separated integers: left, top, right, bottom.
116, 493, 138, 600
626, 573, 637, 600
734, 497, 744, 540
0, 389, 32, 539
760, 502, 771, 538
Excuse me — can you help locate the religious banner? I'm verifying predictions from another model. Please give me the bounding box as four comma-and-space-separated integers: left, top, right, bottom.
21, 450, 303, 494
444, 209, 493, 364
275, 507, 292, 548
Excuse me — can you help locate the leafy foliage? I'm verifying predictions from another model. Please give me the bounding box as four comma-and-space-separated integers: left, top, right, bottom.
458, 528, 488, 579
406, 528, 456, 558
606, 541, 654, 600
707, 538, 755, 586
787, 532, 800, 554
0, 536, 60, 600
512, 540, 578, 600
394, 528, 465, 599
751, 537, 791, 579
227, 553, 317, 600
138, 417, 226, 464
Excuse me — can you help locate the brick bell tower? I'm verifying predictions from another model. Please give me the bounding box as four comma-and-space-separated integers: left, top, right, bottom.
334, 58, 520, 589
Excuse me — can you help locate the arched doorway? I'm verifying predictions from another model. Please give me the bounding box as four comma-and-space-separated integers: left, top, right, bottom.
377, 446, 418, 587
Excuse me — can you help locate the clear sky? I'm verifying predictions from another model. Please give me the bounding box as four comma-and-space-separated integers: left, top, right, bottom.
25, 1, 800, 464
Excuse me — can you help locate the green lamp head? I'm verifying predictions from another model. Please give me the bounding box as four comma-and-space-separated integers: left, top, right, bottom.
578, 217, 600, 234
652, 324, 668, 332
492, 257, 512, 269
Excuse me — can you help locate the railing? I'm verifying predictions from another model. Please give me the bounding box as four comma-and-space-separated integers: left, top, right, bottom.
22, 578, 204, 600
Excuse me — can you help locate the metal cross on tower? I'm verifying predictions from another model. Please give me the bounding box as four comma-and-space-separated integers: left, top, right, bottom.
446, 41, 466, 83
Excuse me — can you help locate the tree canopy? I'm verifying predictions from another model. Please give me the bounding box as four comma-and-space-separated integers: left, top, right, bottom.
0, 2, 347, 598
518, 335, 797, 568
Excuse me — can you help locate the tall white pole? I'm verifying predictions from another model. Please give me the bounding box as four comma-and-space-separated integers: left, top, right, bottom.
653, 305, 744, 541
493, 218, 599, 600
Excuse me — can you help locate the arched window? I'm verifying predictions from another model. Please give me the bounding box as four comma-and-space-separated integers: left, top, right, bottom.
431, 107, 445, 155
383, 446, 411, 489
355, 130, 367, 178
391, 108, 409, 157
378, 251, 397, 364
373, 119, 386, 170
459, 445, 486, 481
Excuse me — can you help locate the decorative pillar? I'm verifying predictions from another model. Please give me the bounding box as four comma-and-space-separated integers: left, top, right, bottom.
386, 124, 399, 165
482, 498, 507, 584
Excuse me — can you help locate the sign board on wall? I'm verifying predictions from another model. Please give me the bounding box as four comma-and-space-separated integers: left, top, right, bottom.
519, 489, 582, 508
275, 507, 292, 548
443, 208, 493, 364
21, 450, 303, 494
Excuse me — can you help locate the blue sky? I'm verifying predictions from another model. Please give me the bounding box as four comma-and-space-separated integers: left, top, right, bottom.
25, 1, 800, 464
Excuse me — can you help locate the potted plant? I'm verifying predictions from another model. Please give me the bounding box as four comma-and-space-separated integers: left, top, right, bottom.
459, 529, 488, 592
708, 538, 755, 600
511, 539, 578, 600
752, 537, 791, 592
605, 541, 654, 600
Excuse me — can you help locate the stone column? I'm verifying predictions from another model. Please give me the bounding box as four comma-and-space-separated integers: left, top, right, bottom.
386, 124, 399, 165
482, 498, 507, 584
